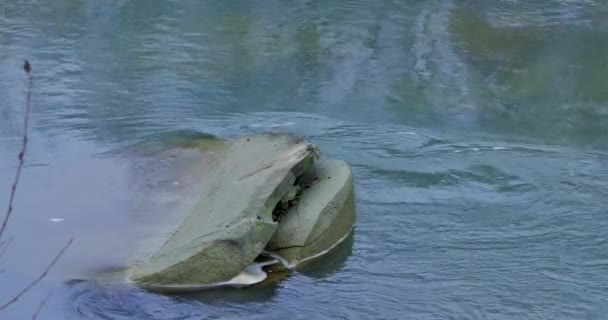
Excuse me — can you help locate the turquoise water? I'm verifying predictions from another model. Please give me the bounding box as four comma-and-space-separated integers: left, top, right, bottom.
1, 1, 608, 319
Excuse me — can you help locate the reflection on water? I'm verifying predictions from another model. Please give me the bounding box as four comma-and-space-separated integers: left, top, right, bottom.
1, 1, 607, 147
1, 0, 608, 319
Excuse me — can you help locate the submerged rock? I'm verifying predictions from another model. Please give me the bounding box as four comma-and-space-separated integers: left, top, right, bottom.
129, 133, 355, 290
130, 133, 316, 287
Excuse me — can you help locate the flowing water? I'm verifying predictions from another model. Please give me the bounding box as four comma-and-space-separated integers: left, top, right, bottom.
1, 1, 608, 319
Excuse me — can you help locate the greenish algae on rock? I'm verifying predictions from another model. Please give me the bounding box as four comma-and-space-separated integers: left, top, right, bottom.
265, 159, 355, 270
130, 133, 317, 287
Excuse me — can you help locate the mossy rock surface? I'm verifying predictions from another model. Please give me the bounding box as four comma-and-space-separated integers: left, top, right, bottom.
131, 133, 316, 287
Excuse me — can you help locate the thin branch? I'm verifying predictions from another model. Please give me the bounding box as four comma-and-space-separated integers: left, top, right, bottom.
0, 237, 13, 259
0, 237, 73, 312
31, 290, 53, 320
0, 60, 32, 241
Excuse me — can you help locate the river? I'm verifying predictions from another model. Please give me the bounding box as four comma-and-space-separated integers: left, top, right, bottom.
1, 1, 608, 319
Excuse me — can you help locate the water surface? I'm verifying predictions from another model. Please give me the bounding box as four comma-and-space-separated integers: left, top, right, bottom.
1, 1, 608, 319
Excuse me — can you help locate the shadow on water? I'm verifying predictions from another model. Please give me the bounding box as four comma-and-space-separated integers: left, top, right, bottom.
297, 230, 355, 279
169, 282, 280, 305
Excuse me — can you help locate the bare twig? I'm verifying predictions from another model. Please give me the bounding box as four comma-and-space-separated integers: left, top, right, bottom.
0, 60, 32, 241
31, 290, 53, 320
0, 236, 13, 259
0, 237, 73, 312
0, 61, 75, 316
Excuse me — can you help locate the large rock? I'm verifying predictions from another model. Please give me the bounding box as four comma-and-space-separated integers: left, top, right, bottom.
130, 133, 317, 288
265, 159, 355, 269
